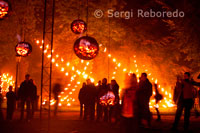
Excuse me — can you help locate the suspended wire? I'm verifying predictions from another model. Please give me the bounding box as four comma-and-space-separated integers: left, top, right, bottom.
86, 0, 89, 36
108, 0, 111, 81
78, 0, 81, 19
23, 0, 28, 41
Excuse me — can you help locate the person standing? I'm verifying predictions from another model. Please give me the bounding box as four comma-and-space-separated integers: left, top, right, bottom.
6, 86, 16, 121
173, 76, 182, 104
97, 78, 110, 122
109, 79, 120, 123
18, 74, 32, 121
78, 82, 86, 118
84, 79, 96, 121
96, 80, 103, 121
172, 72, 196, 131
53, 82, 62, 116
0, 87, 4, 121
154, 83, 163, 121
137, 73, 152, 128
29, 79, 37, 119
121, 73, 138, 133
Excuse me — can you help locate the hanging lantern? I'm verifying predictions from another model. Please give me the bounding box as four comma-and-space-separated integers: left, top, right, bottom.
71, 19, 87, 34
74, 36, 99, 60
0, 0, 10, 20
15, 42, 32, 57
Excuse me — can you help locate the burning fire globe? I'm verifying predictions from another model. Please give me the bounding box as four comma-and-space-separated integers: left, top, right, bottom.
15, 42, 32, 57
74, 36, 99, 60
0, 0, 10, 20
99, 91, 116, 106
71, 19, 87, 34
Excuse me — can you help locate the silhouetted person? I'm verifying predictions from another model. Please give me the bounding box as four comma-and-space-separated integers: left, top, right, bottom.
18, 74, 32, 121
96, 78, 110, 122
78, 82, 86, 118
173, 76, 182, 104
172, 72, 196, 131
121, 73, 138, 133
154, 83, 163, 121
96, 80, 102, 121
0, 87, 4, 121
6, 86, 16, 121
109, 79, 119, 123
137, 73, 152, 128
84, 79, 96, 121
53, 83, 62, 116
29, 79, 37, 119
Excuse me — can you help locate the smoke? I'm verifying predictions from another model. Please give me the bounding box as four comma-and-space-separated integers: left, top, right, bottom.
16, 34, 21, 42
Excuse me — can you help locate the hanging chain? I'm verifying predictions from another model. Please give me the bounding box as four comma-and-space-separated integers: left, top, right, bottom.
86, 0, 89, 36
78, 0, 81, 19
23, 0, 28, 41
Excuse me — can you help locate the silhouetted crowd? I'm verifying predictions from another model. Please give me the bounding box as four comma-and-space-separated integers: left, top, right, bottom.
0, 74, 37, 122
79, 72, 200, 132
0, 72, 200, 132
78, 73, 153, 132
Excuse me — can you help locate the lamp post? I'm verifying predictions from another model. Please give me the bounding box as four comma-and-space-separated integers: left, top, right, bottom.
15, 55, 21, 94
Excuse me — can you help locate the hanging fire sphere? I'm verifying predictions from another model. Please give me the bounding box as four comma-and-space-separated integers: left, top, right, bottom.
0, 0, 10, 20
71, 19, 87, 34
15, 42, 32, 57
99, 91, 116, 106
74, 36, 99, 60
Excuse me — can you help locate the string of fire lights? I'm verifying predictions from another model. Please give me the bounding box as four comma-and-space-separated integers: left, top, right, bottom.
35, 39, 175, 109
35, 40, 95, 107
105, 49, 174, 108
39, 3, 100, 108
0, 0, 175, 109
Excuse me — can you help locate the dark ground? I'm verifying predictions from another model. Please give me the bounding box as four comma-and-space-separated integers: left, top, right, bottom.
0, 109, 200, 133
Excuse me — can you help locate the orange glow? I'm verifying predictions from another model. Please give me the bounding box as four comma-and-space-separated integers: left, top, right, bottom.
35, 39, 175, 109
66, 62, 70, 66
104, 48, 107, 52
0, 73, 15, 94
65, 72, 69, 76
36, 40, 40, 44
47, 54, 51, 58
61, 67, 64, 72
117, 63, 121, 67
51, 58, 55, 63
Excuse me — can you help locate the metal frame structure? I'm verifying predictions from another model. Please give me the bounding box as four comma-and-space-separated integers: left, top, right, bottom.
40, 0, 55, 120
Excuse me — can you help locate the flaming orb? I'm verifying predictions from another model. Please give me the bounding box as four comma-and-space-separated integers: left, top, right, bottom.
74, 36, 99, 60
0, 0, 10, 20
71, 19, 87, 34
99, 91, 116, 106
15, 42, 32, 57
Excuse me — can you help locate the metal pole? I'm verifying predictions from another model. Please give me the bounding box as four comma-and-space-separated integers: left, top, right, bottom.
40, 0, 47, 120
49, 0, 55, 121
15, 59, 18, 94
